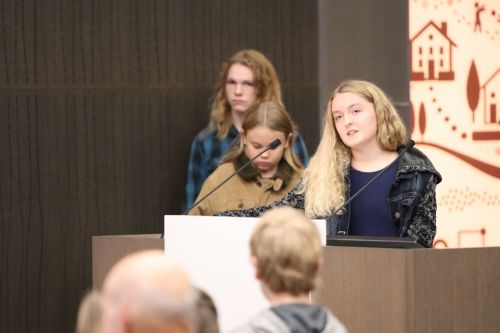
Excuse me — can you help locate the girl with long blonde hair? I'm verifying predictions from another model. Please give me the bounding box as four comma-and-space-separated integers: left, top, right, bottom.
189, 101, 303, 216
218, 80, 441, 248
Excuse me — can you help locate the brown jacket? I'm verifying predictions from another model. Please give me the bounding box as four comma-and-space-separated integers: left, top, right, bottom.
189, 163, 302, 216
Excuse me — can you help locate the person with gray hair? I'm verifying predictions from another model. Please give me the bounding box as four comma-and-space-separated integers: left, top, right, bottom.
101, 250, 197, 333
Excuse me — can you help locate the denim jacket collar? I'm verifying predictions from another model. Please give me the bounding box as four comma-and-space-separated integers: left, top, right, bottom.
397, 146, 442, 183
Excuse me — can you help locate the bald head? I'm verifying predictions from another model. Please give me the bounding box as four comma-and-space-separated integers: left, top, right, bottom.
102, 250, 196, 333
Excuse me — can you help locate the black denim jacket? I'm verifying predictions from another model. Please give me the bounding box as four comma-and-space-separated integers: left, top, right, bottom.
327, 147, 441, 247
216, 147, 442, 248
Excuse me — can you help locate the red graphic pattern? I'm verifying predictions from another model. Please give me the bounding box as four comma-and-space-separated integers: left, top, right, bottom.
414, 0, 500, 40
412, 0, 500, 249
432, 239, 449, 248
432, 228, 487, 248
438, 187, 500, 212
410, 21, 456, 81
458, 228, 486, 247
410, 17, 500, 178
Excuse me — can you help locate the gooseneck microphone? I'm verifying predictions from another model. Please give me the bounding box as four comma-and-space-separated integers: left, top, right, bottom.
184, 138, 282, 215
160, 138, 281, 239
333, 139, 415, 217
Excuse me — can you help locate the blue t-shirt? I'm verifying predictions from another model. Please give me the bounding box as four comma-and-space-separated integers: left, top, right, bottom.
348, 163, 399, 237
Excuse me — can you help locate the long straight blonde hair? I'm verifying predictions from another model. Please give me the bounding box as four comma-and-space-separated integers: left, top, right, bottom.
222, 101, 303, 184
299, 80, 407, 218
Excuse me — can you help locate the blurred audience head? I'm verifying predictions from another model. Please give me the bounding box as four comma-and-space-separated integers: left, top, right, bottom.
101, 250, 197, 333
75, 289, 103, 333
250, 207, 322, 296
194, 288, 219, 333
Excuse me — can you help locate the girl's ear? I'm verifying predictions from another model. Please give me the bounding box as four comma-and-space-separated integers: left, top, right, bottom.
285, 132, 293, 148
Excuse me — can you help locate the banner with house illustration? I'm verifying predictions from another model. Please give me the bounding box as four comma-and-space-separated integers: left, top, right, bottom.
409, 0, 500, 247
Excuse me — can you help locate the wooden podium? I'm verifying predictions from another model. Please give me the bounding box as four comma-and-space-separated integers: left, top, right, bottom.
92, 217, 500, 332
92, 234, 164, 287
313, 246, 500, 333
93, 215, 326, 332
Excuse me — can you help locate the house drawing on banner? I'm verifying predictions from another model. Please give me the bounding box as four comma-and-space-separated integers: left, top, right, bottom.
482, 68, 500, 125
410, 21, 457, 81
472, 68, 500, 140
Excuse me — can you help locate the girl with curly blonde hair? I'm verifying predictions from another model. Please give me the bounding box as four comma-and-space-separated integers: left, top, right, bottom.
218, 80, 441, 248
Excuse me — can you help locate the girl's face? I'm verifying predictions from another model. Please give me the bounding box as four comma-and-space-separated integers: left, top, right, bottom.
330, 92, 378, 152
243, 126, 289, 178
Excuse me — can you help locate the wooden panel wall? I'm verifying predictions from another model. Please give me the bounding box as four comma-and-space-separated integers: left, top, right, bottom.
318, 0, 410, 126
0, 1, 318, 332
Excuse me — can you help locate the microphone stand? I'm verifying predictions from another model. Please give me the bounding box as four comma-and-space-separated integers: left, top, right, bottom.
333, 139, 415, 217
160, 138, 282, 239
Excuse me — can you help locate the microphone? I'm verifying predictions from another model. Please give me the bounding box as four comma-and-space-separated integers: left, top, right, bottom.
333, 139, 415, 219
161, 139, 281, 238
184, 138, 282, 215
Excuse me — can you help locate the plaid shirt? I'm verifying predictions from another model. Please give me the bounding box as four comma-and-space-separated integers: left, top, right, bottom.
183, 125, 309, 211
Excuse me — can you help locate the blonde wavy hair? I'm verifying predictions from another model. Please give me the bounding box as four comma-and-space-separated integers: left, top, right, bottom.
222, 101, 303, 182
250, 207, 322, 295
209, 50, 283, 139
299, 80, 407, 218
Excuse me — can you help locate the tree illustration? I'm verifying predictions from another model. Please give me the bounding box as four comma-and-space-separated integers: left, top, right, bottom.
466, 60, 480, 122
419, 102, 426, 140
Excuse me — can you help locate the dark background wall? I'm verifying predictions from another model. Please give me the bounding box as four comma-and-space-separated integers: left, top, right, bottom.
0, 1, 318, 332
319, 0, 410, 127
0, 0, 407, 332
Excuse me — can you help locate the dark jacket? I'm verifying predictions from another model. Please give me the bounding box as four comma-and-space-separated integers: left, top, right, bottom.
229, 304, 347, 333
217, 147, 441, 248
328, 147, 441, 247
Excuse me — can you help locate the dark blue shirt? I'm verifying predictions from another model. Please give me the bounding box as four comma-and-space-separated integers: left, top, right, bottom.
348, 162, 399, 237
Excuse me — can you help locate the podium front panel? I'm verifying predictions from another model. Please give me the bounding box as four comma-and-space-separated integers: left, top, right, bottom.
313, 246, 500, 333
164, 215, 326, 332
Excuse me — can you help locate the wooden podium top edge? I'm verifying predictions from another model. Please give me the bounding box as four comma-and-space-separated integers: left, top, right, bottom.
92, 234, 162, 239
